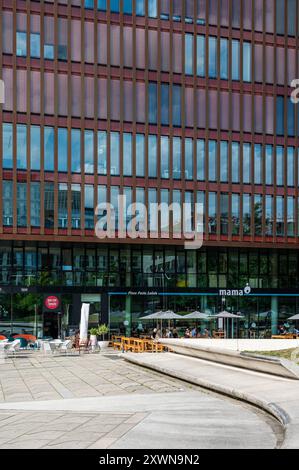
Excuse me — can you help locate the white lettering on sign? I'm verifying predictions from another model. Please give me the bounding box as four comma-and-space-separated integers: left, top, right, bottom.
219, 284, 251, 297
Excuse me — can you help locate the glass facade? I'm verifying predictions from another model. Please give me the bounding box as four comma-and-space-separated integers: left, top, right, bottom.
1, 2, 298, 339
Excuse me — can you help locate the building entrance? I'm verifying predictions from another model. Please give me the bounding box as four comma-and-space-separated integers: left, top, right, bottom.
43, 312, 59, 339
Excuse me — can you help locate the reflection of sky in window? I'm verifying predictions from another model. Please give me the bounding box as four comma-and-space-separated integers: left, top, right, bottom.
17, 125, 27, 169
84, 130, 94, 174
98, 131, 107, 175
71, 130, 81, 173
16, 32, 26, 56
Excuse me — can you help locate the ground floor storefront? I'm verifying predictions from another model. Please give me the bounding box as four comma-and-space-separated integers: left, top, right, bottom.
0, 241, 298, 339
0, 289, 298, 340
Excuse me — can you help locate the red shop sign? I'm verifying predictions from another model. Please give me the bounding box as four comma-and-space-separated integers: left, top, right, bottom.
44, 296, 60, 311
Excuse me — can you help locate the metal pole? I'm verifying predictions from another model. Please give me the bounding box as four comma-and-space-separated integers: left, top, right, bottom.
34, 304, 37, 337
10, 294, 13, 335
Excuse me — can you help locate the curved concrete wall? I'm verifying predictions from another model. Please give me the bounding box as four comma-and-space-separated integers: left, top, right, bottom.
160, 339, 299, 380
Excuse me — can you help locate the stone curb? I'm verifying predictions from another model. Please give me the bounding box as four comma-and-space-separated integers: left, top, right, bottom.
124, 355, 291, 448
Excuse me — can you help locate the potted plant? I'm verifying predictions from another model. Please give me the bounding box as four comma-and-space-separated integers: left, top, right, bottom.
97, 324, 110, 350
89, 327, 99, 351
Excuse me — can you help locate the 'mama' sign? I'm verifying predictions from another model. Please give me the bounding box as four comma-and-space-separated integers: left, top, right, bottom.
219, 284, 251, 297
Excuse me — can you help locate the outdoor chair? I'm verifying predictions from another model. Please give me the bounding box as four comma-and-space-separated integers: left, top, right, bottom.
4, 340, 21, 356
77, 339, 91, 354
58, 340, 73, 355
42, 341, 54, 355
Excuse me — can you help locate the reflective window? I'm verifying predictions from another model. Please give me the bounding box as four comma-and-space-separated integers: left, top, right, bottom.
197, 139, 205, 181
3, 123, 13, 169
148, 135, 157, 178
148, 83, 157, 124
71, 184, 81, 229
30, 33, 40, 58
110, 132, 120, 176
243, 194, 251, 235
254, 194, 262, 236
58, 183, 68, 228
220, 193, 229, 235
231, 142, 240, 183
148, 0, 158, 17
58, 128, 68, 172
208, 37, 217, 78
220, 141, 228, 183
17, 125, 27, 170
110, 0, 120, 12
44, 127, 54, 172
3, 181, 13, 226
161, 136, 169, 179
136, 0, 145, 16
71, 129, 81, 173
276, 0, 285, 35
254, 144, 262, 185
232, 40, 240, 80
136, 134, 145, 177
276, 195, 284, 236
123, 133, 132, 176
172, 85, 181, 127
173, 137, 181, 180
84, 130, 94, 174
17, 182, 27, 227
220, 38, 228, 79
85, 184, 94, 229
232, 194, 240, 235
44, 182, 54, 228
98, 131, 107, 175
185, 34, 193, 75
30, 126, 41, 171
197, 36, 205, 77
287, 196, 295, 237
243, 42, 251, 82
243, 143, 251, 184
208, 192, 217, 234
276, 96, 284, 135
16, 31, 27, 56
185, 138, 193, 180
161, 84, 169, 126
30, 182, 40, 227
276, 146, 284, 186
208, 140, 217, 182
265, 145, 273, 186
265, 195, 273, 236
287, 147, 294, 187
123, 0, 132, 14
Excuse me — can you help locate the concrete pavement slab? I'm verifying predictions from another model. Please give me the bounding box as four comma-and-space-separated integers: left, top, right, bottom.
124, 352, 299, 448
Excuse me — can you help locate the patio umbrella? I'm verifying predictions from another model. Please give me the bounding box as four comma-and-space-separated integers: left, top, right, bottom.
184, 311, 209, 320
212, 311, 244, 339
160, 311, 182, 330
139, 311, 165, 331
80, 303, 90, 342
288, 314, 299, 320
140, 311, 181, 332
183, 311, 210, 334
139, 311, 164, 320
159, 310, 182, 320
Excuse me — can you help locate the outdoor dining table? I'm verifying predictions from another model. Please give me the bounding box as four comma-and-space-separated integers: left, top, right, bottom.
48, 340, 63, 351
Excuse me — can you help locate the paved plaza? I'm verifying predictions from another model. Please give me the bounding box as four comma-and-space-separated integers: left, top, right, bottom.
0, 351, 282, 449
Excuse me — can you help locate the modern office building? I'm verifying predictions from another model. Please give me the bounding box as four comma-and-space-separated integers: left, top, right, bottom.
0, 0, 298, 338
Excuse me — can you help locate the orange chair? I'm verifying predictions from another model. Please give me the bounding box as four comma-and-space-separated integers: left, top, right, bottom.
14, 334, 37, 343
0, 335, 7, 341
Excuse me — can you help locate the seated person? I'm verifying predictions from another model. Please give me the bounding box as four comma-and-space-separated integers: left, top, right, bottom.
184, 328, 191, 338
